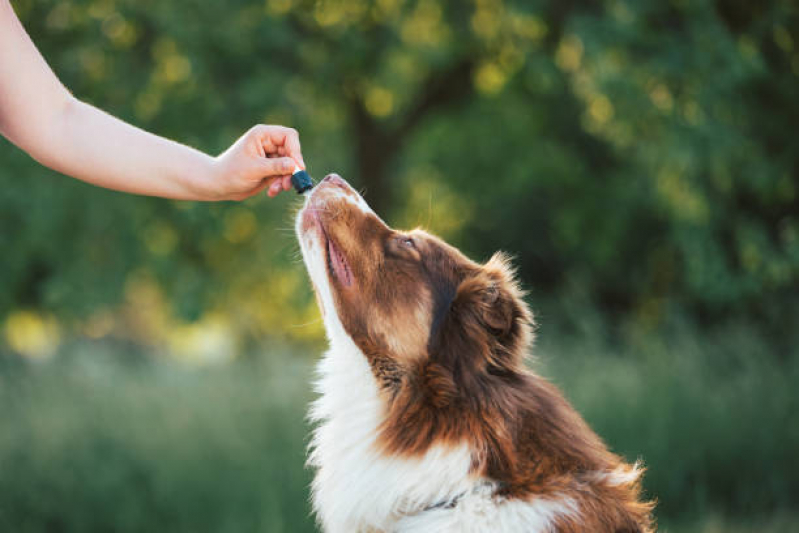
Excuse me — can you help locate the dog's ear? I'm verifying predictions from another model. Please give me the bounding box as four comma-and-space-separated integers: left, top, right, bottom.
464, 253, 521, 337
430, 252, 534, 376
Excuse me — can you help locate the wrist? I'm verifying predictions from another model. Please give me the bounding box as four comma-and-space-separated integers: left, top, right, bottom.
183, 153, 224, 201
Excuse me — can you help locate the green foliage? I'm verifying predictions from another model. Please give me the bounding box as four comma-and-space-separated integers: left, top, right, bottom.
2, 0, 797, 344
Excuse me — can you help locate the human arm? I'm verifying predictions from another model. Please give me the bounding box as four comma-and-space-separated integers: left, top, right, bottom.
0, 0, 303, 200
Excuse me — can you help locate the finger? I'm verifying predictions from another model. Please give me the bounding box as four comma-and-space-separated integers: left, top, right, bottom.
252, 125, 305, 168
259, 156, 295, 177
278, 127, 305, 169
268, 180, 283, 197
250, 126, 278, 154
282, 174, 292, 191
243, 178, 273, 199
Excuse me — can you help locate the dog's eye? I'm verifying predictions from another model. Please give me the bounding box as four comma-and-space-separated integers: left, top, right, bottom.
389, 235, 419, 258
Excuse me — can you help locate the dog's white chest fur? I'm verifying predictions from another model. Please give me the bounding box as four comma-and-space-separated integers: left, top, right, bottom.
307, 334, 476, 532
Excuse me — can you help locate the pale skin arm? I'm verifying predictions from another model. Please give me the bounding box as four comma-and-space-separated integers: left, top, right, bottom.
0, 0, 304, 201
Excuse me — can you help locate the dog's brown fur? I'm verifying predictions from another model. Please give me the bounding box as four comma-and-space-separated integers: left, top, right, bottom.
305, 179, 655, 532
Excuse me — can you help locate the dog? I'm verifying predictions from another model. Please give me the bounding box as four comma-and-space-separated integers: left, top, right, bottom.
295, 174, 655, 532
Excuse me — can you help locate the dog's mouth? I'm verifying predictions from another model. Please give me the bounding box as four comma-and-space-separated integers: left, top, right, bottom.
300, 177, 358, 289
308, 212, 352, 288
325, 229, 353, 287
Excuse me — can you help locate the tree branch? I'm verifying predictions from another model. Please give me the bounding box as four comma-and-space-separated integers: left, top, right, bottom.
396, 58, 475, 139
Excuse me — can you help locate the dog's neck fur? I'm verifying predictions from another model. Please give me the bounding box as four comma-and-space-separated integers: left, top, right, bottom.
307, 303, 476, 532
307, 316, 581, 533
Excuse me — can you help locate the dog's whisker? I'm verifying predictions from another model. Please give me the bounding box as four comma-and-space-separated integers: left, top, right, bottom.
287, 317, 323, 328
426, 189, 433, 229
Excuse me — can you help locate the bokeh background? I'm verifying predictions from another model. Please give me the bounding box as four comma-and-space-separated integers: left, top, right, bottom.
2, 0, 798, 531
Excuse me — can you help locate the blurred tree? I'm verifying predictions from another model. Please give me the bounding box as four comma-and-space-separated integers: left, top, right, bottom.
1, 0, 797, 352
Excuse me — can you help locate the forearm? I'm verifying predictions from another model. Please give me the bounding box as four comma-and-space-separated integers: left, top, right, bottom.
43, 97, 219, 200
1, 0, 218, 200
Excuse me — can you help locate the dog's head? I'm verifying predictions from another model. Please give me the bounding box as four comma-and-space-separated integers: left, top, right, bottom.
296, 174, 533, 398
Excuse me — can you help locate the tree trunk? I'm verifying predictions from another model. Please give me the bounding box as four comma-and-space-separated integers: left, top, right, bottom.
351, 101, 399, 217
349, 59, 476, 216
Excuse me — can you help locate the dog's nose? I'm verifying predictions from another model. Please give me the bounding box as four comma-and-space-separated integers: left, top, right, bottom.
322, 174, 347, 188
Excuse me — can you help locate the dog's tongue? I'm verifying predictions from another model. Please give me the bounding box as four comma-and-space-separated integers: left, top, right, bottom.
328, 238, 352, 286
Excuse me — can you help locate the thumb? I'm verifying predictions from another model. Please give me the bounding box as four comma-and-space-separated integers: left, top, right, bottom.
258, 157, 295, 178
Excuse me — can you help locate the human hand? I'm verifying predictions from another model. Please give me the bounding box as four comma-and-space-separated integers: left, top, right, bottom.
206, 125, 306, 201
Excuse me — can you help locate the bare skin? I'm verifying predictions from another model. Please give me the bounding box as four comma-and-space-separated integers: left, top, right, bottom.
0, 0, 305, 201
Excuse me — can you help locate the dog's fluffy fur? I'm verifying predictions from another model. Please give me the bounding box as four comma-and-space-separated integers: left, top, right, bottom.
295, 175, 655, 532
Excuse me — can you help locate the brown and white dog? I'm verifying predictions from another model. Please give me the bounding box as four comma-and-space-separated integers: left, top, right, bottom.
295, 174, 655, 533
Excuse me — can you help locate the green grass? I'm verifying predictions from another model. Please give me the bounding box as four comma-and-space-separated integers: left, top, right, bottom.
536, 317, 799, 530
0, 344, 316, 533
1, 323, 797, 532
666, 513, 799, 533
